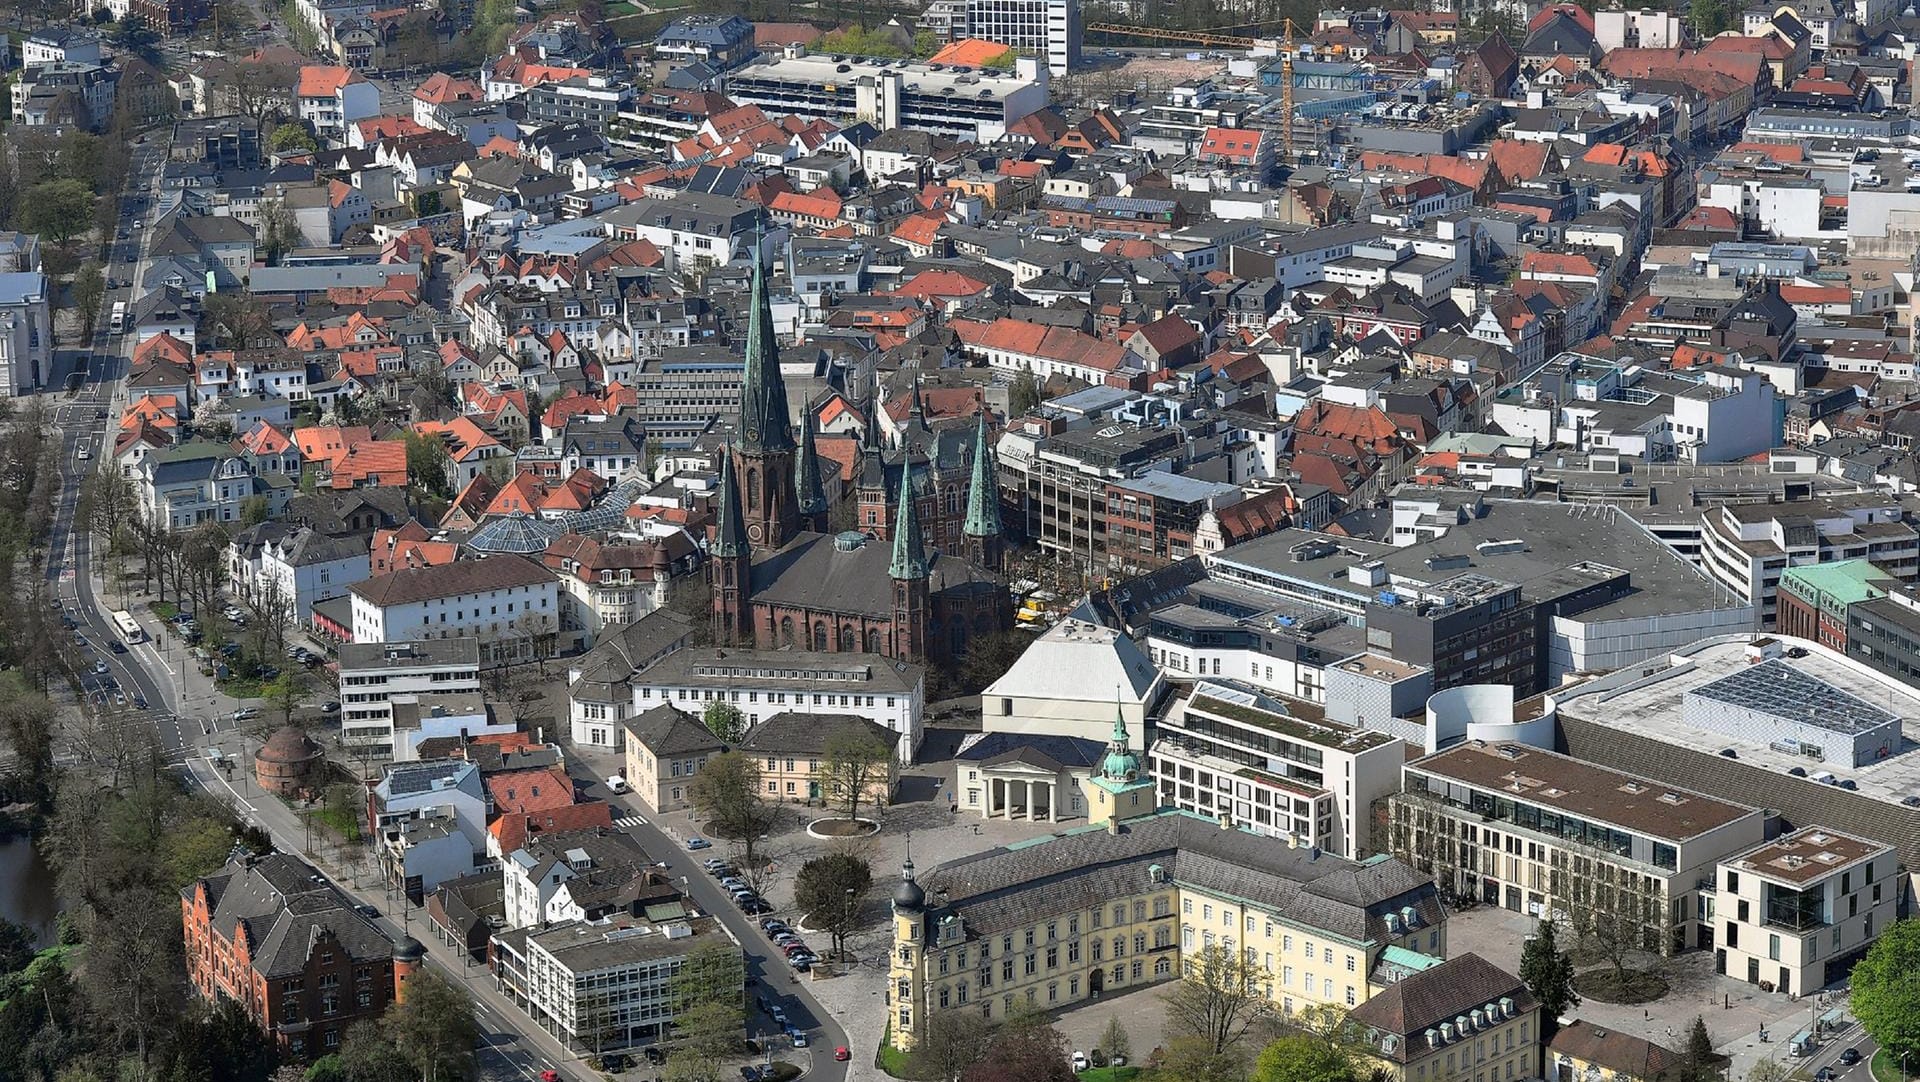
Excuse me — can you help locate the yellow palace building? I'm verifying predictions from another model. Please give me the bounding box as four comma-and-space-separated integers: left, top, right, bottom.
886, 711, 1448, 1050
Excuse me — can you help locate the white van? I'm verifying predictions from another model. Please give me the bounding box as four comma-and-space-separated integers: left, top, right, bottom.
606, 774, 629, 794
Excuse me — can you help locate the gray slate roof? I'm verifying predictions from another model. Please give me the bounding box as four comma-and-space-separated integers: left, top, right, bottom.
911, 809, 1442, 942
623, 702, 725, 758
188, 853, 396, 979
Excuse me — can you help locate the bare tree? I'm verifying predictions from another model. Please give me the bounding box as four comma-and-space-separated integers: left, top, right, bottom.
246, 573, 297, 657
820, 727, 893, 823
1164, 943, 1271, 1058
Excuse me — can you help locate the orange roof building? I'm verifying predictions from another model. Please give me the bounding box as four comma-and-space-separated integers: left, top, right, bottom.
928, 38, 1015, 68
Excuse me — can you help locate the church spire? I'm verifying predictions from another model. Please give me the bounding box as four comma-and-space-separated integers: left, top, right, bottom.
1101, 691, 1142, 783
711, 448, 749, 559
889, 471, 929, 580
795, 401, 829, 524
963, 410, 1001, 540
739, 227, 794, 454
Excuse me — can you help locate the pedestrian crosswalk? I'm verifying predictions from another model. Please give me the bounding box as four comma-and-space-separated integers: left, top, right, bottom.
613, 814, 649, 828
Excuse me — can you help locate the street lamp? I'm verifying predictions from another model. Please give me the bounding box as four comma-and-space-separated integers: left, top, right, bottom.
1900, 1050, 1910, 1082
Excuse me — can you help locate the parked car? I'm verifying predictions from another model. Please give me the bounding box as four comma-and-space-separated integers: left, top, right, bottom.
1072, 1052, 1089, 1072
787, 1028, 808, 1047
702, 858, 730, 872
233, 707, 261, 721
684, 837, 711, 850
740, 898, 771, 914
320, 701, 340, 714
760, 918, 788, 934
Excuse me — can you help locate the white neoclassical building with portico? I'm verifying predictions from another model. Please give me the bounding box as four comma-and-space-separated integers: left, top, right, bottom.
951, 731, 1107, 823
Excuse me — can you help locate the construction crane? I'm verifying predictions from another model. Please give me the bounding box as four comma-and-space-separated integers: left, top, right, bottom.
1084, 23, 1260, 48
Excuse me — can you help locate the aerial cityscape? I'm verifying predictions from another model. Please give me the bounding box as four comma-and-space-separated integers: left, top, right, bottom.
2, 1, 1920, 1082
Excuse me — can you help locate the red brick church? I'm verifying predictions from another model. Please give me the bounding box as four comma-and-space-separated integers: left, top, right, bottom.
709, 252, 1011, 667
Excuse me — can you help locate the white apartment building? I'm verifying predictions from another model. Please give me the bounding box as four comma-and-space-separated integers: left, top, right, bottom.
1697, 498, 1920, 624
952, 0, 1081, 76
722, 51, 1049, 143
492, 916, 742, 1051
628, 648, 926, 762
1148, 682, 1403, 859
503, 828, 658, 930
337, 638, 483, 755
248, 528, 370, 626
0, 272, 52, 395
347, 554, 561, 663
1714, 826, 1896, 997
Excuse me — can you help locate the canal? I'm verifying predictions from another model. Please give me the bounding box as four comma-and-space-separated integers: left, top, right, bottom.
0, 834, 60, 948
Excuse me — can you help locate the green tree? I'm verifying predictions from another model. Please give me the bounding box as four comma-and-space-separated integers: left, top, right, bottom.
702, 700, 746, 742
982, 47, 1016, 70
1252, 1033, 1361, 1082
72, 260, 105, 336
1518, 918, 1578, 1037
1853, 919, 1920, 1059
268, 123, 317, 153
1159, 1035, 1245, 1082
334, 1021, 412, 1082
668, 942, 743, 1057
21, 179, 95, 246
1008, 366, 1042, 415
819, 727, 892, 823
385, 970, 478, 1082
239, 496, 270, 526
793, 849, 871, 959
403, 430, 453, 497
1679, 1017, 1717, 1082
158, 998, 280, 1082
686, 752, 779, 891
1691, 0, 1732, 38
264, 669, 309, 729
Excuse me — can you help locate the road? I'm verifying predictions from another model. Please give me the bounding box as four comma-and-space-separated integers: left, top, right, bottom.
43, 136, 856, 1082
587, 779, 857, 1082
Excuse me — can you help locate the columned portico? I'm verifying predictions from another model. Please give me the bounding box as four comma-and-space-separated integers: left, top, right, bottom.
987, 775, 1057, 822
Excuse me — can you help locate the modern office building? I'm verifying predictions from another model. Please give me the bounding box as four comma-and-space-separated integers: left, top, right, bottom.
722, 50, 1050, 143
886, 808, 1446, 1050
1390, 740, 1764, 955
338, 638, 484, 756
492, 913, 742, 1052
1554, 634, 1920, 883
1148, 681, 1402, 859
1712, 826, 1896, 997
946, 0, 1082, 75
1697, 499, 1918, 625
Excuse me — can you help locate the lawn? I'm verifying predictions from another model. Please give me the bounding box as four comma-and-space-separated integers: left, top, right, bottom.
1079, 1068, 1148, 1082
1870, 1048, 1911, 1082
148, 600, 179, 620
217, 675, 267, 700
309, 803, 362, 844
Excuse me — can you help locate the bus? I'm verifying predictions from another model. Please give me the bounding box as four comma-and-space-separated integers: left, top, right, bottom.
110, 610, 143, 645
109, 301, 127, 334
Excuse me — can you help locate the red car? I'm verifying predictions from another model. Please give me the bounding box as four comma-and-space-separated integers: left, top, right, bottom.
835, 1047, 851, 1062
540, 1072, 561, 1082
